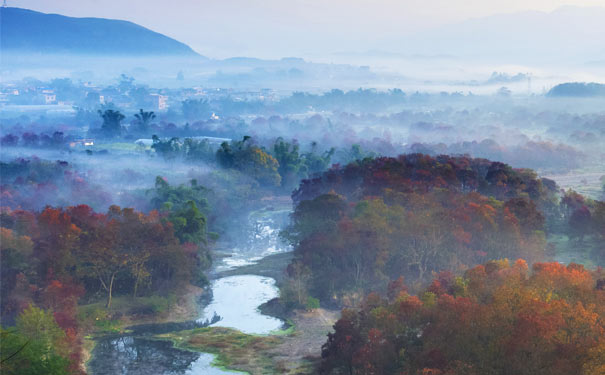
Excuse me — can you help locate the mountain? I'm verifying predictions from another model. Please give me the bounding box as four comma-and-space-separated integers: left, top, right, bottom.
0, 7, 200, 57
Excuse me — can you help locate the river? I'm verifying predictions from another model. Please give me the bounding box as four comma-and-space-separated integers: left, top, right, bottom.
87, 206, 291, 375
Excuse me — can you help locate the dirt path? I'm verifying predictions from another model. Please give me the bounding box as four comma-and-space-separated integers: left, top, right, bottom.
268, 308, 340, 373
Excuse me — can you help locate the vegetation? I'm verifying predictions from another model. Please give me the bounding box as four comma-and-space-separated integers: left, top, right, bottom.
133, 109, 156, 134
320, 260, 605, 375
1, 70, 604, 375
158, 327, 283, 374
0, 305, 77, 375
0, 158, 111, 211
281, 154, 605, 308
547, 82, 605, 97
151, 135, 335, 191
98, 109, 125, 138
0, 202, 212, 372
216, 136, 282, 187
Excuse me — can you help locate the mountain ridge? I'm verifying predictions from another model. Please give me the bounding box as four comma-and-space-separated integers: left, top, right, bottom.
0, 7, 202, 57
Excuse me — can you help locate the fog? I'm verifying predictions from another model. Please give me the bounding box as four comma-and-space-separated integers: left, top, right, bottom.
12, 1, 605, 59
1, 3, 605, 375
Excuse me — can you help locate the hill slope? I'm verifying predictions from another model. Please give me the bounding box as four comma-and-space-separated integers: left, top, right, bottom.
0, 7, 200, 57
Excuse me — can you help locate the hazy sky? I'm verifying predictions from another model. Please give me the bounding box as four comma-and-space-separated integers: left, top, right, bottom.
9, 0, 605, 58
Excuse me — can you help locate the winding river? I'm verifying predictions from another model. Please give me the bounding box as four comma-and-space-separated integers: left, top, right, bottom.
88, 206, 291, 375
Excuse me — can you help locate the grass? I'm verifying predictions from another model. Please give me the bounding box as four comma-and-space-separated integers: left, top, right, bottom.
154, 309, 337, 374
269, 319, 296, 336
157, 327, 287, 375
78, 294, 177, 334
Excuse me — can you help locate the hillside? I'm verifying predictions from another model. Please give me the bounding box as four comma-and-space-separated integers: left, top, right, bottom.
0, 7, 200, 56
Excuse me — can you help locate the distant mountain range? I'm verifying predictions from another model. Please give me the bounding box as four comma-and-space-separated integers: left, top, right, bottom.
0, 7, 201, 57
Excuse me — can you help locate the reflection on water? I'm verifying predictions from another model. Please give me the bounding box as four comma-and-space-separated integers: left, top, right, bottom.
200, 275, 283, 334
89, 337, 236, 375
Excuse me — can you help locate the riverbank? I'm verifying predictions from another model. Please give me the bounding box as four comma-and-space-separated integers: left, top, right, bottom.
216, 251, 294, 284
148, 248, 339, 374
80, 284, 205, 334
80, 283, 206, 372
156, 307, 339, 375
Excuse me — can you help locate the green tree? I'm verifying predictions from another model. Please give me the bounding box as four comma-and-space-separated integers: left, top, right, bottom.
151, 135, 181, 159
0, 306, 70, 375
149, 177, 210, 216
272, 137, 304, 188
183, 138, 215, 162
168, 200, 207, 244
302, 141, 334, 176
217, 136, 281, 186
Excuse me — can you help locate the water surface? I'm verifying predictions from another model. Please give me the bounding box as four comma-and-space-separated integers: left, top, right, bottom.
89, 336, 237, 375
199, 275, 283, 334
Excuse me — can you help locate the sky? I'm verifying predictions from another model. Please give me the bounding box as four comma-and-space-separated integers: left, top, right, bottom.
8, 0, 605, 59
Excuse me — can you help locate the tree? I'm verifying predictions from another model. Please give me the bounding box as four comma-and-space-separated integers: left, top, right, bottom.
98, 109, 125, 138
35, 207, 81, 282
182, 138, 214, 162
0, 306, 71, 375
1, 134, 19, 147
149, 177, 210, 217
217, 136, 281, 186
569, 206, 592, 243
133, 109, 156, 134
281, 262, 311, 308
302, 142, 334, 177
77, 211, 123, 309
182, 98, 211, 121
151, 135, 181, 160
76, 205, 183, 306
272, 137, 304, 188
168, 200, 207, 244
321, 261, 605, 375
1, 228, 34, 319
284, 155, 555, 304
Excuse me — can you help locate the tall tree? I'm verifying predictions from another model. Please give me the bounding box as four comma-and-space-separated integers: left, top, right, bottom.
133, 109, 156, 134
98, 109, 125, 138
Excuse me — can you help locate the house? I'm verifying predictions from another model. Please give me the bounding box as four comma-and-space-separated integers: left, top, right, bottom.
44, 94, 57, 104
69, 139, 95, 147
150, 94, 168, 111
